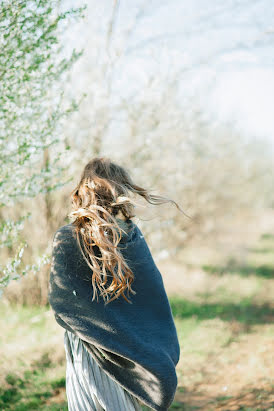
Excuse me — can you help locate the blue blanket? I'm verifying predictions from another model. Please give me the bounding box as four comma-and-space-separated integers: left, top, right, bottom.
48, 219, 180, 410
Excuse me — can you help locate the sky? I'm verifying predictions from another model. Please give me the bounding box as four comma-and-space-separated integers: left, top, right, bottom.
67, 0, 274, 144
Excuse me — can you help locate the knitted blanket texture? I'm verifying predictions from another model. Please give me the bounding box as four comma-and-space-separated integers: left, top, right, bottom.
48, 219, 180, 411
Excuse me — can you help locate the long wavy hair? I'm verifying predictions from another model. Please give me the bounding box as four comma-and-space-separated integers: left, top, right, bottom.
68, 157, 184, 305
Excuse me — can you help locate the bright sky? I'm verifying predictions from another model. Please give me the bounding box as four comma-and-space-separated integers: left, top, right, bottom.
69, 0, 274, 144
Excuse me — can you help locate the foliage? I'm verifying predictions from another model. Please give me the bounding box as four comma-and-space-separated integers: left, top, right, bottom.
0, 0, 85, 293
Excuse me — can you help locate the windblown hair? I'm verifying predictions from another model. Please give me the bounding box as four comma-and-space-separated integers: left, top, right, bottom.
68, 157, 184, 305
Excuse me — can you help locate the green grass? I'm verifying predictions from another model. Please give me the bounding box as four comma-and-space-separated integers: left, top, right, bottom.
0, 302, 67, 410
0, 367, 67, 410
202, 233, 274, 280
169, 296, 273, 325
202, 261, 274, 278
260, 233, 274, 240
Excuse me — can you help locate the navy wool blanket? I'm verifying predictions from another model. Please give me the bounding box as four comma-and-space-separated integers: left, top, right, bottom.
48, 219, 180, 411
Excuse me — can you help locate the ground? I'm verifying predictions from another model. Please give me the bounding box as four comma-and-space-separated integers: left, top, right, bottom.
0, 213, 273, 410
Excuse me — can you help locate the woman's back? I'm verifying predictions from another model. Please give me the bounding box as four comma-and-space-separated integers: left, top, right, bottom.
48, 157, 182, 411
49, 219, 179, 410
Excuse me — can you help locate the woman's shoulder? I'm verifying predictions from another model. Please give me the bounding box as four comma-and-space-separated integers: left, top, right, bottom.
53, 220, 142, 246
52, 224, 78, 252
53, 223, 78, 238
55, 222, 74, 232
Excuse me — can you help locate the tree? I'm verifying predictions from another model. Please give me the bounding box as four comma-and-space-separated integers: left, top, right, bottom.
61, 1, 274, 259
0, 0, 85, 294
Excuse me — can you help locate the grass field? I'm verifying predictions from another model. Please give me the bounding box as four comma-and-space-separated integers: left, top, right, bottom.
0, 229, 273, 410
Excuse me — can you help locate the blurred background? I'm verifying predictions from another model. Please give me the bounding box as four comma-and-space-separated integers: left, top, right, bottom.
0, 1, 273, 410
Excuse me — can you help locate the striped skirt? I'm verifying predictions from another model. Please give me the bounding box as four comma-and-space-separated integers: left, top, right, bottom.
63, 329, 143, 411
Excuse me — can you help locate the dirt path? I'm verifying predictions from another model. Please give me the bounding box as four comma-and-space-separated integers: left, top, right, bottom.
174, 324, 274, 410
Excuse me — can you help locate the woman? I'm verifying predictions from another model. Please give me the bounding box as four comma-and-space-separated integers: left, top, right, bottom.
48, 157, 182, 411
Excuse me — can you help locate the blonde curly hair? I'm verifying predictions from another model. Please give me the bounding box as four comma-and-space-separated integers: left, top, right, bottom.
68, 157, 183, 304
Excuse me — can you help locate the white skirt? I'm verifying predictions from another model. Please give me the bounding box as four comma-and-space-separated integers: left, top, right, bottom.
64, 329, 143, 411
